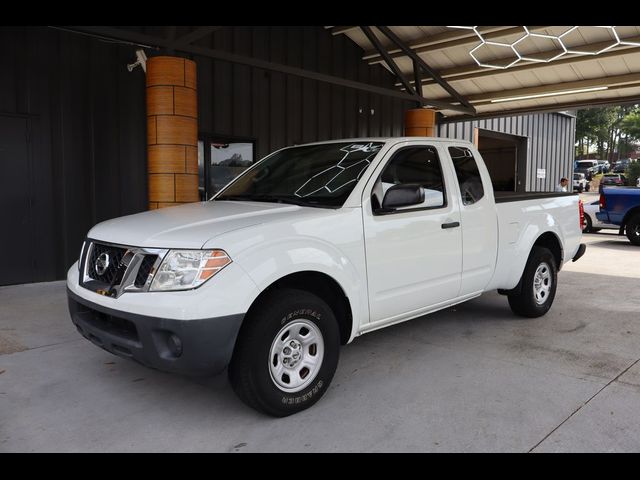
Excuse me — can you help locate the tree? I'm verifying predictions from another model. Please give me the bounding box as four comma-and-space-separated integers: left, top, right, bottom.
626, 162, 640, 187
576, 105, 640, 160
575, 107, 617, 158
621, 110, 640, 142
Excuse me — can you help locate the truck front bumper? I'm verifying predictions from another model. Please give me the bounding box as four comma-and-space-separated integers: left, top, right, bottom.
68, 289, 244, 376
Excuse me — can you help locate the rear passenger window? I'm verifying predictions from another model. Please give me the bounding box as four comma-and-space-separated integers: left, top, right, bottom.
372, 146, 446, 211
449, 146, 484, 206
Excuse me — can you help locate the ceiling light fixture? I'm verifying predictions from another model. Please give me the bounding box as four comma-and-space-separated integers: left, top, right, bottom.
490, 86, 609, 103
448, 26, 640, 70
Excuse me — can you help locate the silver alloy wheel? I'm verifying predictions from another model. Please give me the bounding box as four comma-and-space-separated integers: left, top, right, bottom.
268, 319, 325, 393
533, 262, 552, 305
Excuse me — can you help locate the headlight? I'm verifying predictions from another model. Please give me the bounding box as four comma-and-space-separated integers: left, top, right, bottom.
150, 249, 231, 291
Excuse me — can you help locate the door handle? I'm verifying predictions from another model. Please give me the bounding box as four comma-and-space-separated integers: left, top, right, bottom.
441, 222, 460, 229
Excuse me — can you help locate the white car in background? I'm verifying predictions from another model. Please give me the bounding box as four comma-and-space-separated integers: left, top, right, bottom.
573, 173, 589, 193
583, 199, 617, 232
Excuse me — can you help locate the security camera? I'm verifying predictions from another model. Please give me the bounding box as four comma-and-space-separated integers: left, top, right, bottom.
127, 49, 148, 73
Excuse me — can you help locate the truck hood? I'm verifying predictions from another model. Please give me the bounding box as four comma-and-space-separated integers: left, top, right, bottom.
88, 201, 308, 249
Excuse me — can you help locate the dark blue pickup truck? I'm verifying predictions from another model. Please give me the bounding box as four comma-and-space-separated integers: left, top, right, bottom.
596, 187, 640, 245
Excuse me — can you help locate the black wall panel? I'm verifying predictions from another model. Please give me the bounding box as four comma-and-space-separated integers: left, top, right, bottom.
0, 27, 147, 284
0, 26, 411, 285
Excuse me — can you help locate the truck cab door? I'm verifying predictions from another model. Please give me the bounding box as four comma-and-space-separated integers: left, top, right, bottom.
448, 145, 498, 296
361, 143, 463, 325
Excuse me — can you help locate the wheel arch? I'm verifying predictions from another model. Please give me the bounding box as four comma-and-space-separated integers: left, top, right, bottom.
621, 206, 640, 229
533, 231, 563, 271
242, 271, 354, 346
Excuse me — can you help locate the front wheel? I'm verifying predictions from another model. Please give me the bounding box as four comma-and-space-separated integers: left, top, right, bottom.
229, 288, 340, 417
626, 214, 640, 246
507, 246, 558, 318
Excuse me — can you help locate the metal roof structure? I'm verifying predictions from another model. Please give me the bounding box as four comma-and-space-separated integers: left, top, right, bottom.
329, 26, 640, 118
58, 26, 640, 120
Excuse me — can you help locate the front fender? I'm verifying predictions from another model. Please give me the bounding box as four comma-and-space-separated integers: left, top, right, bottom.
231, 238, 366, 343
204, 209, 368, 343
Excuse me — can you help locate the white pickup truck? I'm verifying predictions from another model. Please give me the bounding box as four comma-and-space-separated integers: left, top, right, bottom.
67, 137, 585, 416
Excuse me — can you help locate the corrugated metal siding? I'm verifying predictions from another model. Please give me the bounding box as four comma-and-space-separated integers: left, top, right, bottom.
193, 26, 413, 160
0, 26, 414, 284
0, 26, 148, 283
438, 112, 576, 191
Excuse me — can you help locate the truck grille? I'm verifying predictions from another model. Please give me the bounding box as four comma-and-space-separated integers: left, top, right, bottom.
87, 243, 128, 284
81, 240, 167, 297
134, 254, 158, 287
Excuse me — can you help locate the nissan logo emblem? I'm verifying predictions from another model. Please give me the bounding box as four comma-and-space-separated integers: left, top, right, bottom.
95, 252, 110, 276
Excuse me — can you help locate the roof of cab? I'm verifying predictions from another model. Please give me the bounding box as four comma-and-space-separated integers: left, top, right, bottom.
287, 137, 475, 148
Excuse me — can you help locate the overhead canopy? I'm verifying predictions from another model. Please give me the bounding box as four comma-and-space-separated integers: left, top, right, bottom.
329, 26, 640, 119
59, 26, 640, 120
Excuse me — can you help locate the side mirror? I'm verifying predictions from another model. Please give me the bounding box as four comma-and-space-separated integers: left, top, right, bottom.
381, 184, 424, 210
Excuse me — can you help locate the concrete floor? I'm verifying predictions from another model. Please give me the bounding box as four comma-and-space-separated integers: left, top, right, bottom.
1, 231, 640, 452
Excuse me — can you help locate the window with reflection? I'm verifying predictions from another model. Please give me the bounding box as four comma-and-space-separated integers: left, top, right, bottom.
198, 136, 255, 200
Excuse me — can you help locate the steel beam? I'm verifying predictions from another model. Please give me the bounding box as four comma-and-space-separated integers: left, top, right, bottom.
413, 59, 423, 97
440, 94, 640, 121
360, 26, 418, 98
376, 26, 475, 113
60, 26, 475, 114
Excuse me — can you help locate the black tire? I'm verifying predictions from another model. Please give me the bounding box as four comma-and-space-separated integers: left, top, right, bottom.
583, 215, 601, 233
577, 185, 584, 193
507, 246, 558, 318
228, 288, 340, 417
585, 183, 591, 192
625, 214, 640, 246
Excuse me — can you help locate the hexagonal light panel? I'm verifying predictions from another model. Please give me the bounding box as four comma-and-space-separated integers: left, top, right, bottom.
470, 41, 521, 69
613, 26, 640, 47
487, 26, 529, 46
448, 25, 638, 70
559, 26, 619, 55
513, 28, 567, 62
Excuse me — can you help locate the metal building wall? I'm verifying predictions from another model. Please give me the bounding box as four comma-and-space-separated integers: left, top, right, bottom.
193, 26, 413, 160
438, 112, 576, 192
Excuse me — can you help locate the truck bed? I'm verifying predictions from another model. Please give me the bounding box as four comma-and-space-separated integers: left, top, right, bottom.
486, 192, 583, 292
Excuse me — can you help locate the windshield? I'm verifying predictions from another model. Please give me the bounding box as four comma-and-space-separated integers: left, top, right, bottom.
214, 141, 384, 207
576, 161, 594, 168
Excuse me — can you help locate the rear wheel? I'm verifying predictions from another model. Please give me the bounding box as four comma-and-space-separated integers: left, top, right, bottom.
229, 288, 340, 417
583, 214, 600, 233
625, 214, 640, 246
508, 246, 558, 318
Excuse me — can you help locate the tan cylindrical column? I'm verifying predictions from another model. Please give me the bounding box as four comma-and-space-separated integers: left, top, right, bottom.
404, 108, 436, 137
146, 56, 198, 209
